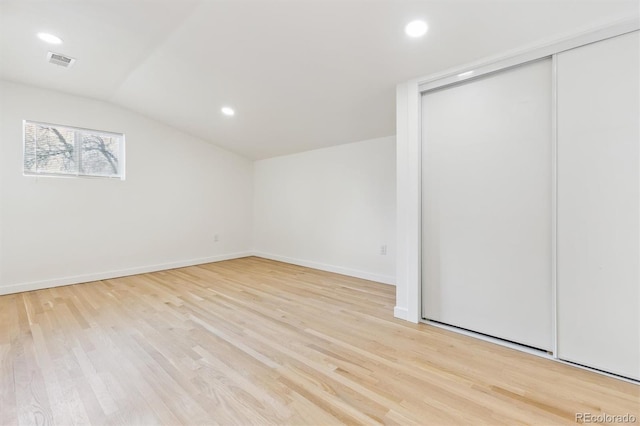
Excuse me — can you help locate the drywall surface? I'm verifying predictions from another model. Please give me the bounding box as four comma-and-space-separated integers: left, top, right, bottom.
0, 80, 253, 294
253, 136, 396, 284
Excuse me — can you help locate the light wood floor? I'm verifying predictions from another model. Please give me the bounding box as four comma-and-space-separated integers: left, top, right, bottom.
1, 257, 638, 425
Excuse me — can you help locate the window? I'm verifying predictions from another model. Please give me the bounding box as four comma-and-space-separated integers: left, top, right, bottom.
23, 120, 125, 179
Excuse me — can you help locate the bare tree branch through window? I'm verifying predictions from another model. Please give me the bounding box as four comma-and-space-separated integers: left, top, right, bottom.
23, 121, 124, 178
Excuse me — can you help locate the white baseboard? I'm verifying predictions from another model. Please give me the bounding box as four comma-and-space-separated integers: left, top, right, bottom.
394, 306, 409, 320
0, 252, 252, 296
1, 251, 396, 296
252, 251, 395, 285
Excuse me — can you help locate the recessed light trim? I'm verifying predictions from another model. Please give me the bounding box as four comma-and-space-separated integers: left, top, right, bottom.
405, 20, 428, 38
458, 71, 474, 78
37, 32, 63, 44
221, 107, 235, 116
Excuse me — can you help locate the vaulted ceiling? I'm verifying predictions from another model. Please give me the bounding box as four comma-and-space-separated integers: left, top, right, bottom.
1, 0, 637, 159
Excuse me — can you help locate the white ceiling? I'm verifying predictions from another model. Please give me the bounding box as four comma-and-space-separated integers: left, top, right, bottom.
1, 0, 637, 159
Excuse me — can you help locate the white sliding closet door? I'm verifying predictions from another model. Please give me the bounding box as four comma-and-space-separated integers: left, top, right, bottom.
421, 59, 553, 350
557, 31, 640, 380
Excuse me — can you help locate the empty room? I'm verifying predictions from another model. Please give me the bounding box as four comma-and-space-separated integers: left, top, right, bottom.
0, 0, 638, 425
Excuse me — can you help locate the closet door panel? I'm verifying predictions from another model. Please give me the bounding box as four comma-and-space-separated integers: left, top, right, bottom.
421, 59, 553, 350
557, 31, 640, 380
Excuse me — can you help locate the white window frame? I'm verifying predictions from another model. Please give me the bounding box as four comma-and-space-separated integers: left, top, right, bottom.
23, 120, 126, 180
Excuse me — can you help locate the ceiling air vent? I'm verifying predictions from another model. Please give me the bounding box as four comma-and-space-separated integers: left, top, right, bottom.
47, 51, 76, 68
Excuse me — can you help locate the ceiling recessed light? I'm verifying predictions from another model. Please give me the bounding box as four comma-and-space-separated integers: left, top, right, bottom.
221, 106, 235, 116
405, 20, 428, 38
458, 71, 474, 77
37, 32, 63, 44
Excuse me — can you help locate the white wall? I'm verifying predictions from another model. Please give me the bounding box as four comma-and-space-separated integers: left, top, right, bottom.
253, 137, 396, 284
0, 80, 253, 294
0, 81, 396, 295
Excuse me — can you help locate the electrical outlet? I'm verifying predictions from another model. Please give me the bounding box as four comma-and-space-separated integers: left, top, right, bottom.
380, 244, 387, 255
214, 234, 219, 242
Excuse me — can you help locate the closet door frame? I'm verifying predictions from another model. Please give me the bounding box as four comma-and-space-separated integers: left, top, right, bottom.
395, 17, 639, 380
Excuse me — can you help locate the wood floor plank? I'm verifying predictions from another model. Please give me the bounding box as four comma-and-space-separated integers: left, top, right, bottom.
1, 256, 638, 425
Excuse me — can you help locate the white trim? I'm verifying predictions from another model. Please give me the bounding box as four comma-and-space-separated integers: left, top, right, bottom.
395, 84, 410, 318
417, 16, 639, 92
0, 252, 252, 296
550, 54, 559, 358
25, 119, 123, 139
410, 78, 422, 324
252, 251, 395, 285
394, 79, 423, 323
393, 306, 409, 320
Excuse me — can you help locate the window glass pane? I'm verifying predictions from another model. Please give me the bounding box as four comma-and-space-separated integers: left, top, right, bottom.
80, 133, 120, 177
35, 124, 77, 174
